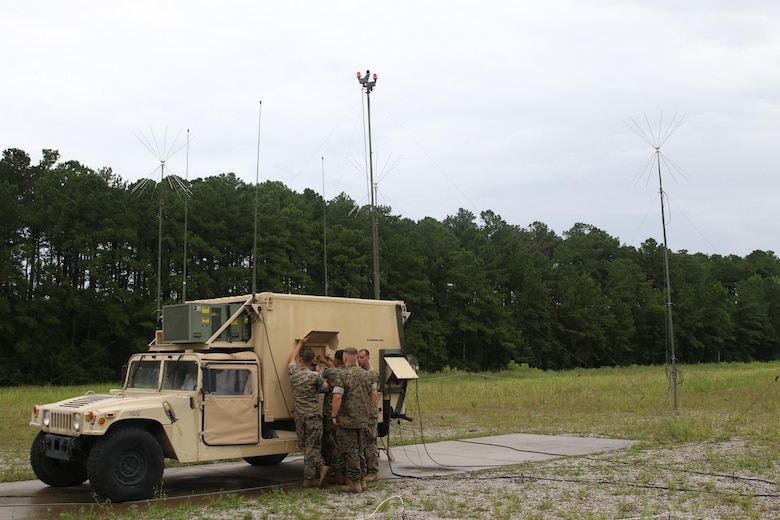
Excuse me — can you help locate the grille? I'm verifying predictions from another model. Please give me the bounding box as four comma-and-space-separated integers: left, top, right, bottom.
50, 412, 73, 431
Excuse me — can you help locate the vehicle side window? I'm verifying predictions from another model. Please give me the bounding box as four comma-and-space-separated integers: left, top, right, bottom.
162, 360, 199, 391
206, 368, 254, 395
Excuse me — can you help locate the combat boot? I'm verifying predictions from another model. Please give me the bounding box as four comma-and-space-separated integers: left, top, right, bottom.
318, 465, 331, 488
303, 479, 318, 488
360, 477, 367, 491
365, 472, 378, 483
341, 477, 362, 493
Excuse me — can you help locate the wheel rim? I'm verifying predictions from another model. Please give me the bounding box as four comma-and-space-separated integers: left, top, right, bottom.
114, 447, 148, 486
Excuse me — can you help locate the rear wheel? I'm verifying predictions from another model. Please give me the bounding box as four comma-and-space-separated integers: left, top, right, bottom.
30, 431, 88, 487
245, 428, 287, 466
244, 453, 287, 466
87, 426, 164, 502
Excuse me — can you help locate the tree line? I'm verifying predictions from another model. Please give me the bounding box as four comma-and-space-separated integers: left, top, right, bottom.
2, 148, 779, 385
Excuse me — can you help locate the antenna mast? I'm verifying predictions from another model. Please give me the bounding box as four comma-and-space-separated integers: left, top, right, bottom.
628, 113, 687, 411
156, 161, 164, 325
357, 69, 380, 299
656, 144, 678, 411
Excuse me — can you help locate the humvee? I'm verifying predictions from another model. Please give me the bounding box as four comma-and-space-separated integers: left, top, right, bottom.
29, 292, 417, 502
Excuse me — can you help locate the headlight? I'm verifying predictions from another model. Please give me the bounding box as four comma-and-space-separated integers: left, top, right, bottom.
43, 410, 51, 427
73, 414, 80, 432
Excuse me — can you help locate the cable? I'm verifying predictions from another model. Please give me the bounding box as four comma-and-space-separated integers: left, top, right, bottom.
579, 452, 778, 487
384, 378, 563, 477
462, 471, 780, 499
257, 305, 293, 418
47, 339, 117, 385
364, 495, 405, 519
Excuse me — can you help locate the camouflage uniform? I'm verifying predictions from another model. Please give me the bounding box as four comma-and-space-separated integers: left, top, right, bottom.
363, 363, 380, 475
333, 364, 371, 483
288, 362, 327, 480
320, 365, 343, 471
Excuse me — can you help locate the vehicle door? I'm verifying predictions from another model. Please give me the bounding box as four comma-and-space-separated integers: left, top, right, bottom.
201, 363, 259, 445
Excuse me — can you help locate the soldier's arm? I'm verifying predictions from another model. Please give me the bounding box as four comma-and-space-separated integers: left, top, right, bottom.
369, 372, 379, 409
288, 336, 307, 364
317, 353, 335, 368
331, 389, 343, 424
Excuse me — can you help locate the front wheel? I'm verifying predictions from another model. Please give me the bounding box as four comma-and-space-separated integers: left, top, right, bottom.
30, 431, 88, 487
86, 426, 164, 502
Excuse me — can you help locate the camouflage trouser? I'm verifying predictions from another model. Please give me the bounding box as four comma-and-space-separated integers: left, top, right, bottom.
322, 417, 342, 471
364, 415, 378, 474
337, 426, 365, 482
295, 413, 325, 479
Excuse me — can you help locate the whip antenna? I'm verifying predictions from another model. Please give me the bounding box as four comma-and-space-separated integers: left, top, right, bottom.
252, 101, 262, 301
182, 128, 190, 302
322, 156, 328, 296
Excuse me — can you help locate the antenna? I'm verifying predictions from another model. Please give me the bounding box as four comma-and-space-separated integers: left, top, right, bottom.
132, 127, 191, 327
182, 128, 190, 303
627, 112, 688, 412
357, 69, 380, 299
252, 101, 262, 301
345, 151, 402, 217
322, 156, 328, 296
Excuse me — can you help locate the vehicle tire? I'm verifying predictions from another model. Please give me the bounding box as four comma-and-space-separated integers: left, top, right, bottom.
30, 431, 88, 487
244, 453, 287, 466
86, 426, 164, 502
244, 427, 287, 466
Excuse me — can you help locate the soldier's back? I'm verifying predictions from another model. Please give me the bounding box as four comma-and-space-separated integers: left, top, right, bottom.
339, 365, 370, 429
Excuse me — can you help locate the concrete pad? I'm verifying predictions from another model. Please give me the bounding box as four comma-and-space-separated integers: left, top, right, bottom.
0, 433, 633, 519
379, 433, 634, 478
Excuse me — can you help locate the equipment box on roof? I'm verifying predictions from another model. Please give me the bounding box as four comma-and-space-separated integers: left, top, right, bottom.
162, 303, 250, 343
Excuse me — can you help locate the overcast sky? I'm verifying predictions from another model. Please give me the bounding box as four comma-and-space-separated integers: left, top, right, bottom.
3, 1, 779, 257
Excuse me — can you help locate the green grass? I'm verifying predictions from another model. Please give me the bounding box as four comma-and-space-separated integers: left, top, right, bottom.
0, 383, 113, 482
6, 361, 780, 518
406, 362, 780, 444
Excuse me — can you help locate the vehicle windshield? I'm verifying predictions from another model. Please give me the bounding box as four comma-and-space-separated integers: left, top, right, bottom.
126, 360, 161, 389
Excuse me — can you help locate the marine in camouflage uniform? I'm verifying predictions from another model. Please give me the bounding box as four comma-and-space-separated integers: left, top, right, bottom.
331, 347, 376, 492
288, 337, 329, 487
318, 350, 344, 476
358, 348, 380, 479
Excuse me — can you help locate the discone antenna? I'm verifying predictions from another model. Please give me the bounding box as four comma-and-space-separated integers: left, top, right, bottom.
133, 127, 192, 326
627, 112, 687, 412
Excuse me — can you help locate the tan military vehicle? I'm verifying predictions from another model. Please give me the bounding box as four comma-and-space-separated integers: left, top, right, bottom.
29, 292, 418, 502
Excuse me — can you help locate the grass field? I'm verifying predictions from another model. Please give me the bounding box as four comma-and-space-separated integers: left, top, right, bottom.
4, 361, 780, 518
407, 362, 780, 445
